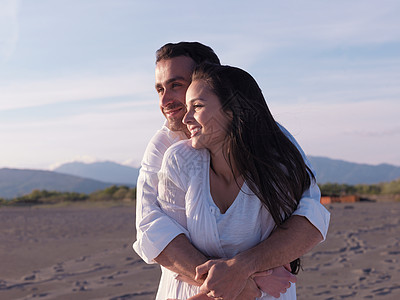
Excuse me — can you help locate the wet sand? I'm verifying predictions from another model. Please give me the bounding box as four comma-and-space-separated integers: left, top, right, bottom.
1, 202, 399, 299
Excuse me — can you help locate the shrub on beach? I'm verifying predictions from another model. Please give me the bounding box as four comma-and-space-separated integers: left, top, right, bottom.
319, 183, 358, 196
9, 189, 88, 205
319, 178, 400, 197
381, 179, 400, 195
88, 185, 136, 202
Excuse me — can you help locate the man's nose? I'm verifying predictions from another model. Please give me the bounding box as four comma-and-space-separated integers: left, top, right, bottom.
160, 89, 173, 107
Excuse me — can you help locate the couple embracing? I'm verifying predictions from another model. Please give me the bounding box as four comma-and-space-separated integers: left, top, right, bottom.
133, 42, 330, 300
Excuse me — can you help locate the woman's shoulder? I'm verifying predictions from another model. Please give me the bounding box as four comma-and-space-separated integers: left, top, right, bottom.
163, 140, 208, 171
167, 139, 192, 151
165, 140, 206, 158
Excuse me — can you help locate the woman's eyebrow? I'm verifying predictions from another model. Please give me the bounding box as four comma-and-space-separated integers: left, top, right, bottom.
187, 98, 207, 103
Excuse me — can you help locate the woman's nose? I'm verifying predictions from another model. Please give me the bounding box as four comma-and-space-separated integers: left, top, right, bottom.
182, 108, 193, 125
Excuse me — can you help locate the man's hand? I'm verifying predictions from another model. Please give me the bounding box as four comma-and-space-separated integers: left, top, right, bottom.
195, 258, 256, 299
253, 265, 297, 298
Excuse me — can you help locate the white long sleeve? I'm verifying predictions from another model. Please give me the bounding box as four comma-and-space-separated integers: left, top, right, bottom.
132, 124, 188, 263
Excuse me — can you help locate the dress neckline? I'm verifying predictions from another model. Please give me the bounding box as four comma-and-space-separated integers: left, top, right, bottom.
205, 153, 246, 215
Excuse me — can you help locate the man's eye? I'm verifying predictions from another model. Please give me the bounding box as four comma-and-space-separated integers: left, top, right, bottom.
172, 83, 182, 88
156, 88, 164, 94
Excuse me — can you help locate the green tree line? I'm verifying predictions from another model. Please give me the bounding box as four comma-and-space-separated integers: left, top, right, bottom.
1, 178, 400, 205
319, 178, 400, 196
0, 185, 136, 206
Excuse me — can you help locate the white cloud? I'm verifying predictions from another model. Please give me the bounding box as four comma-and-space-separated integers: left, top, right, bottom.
204, 1, 400, 67
0, 72, 154, 111
271, 98, 400, 166
122, 158, 142, 168
0, 102, 164, 170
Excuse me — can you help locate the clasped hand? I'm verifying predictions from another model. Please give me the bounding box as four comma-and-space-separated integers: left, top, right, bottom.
194, 259, 296, 299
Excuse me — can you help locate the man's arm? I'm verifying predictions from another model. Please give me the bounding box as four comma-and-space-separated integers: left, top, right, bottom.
155, 233, 207, 285
133, 167, 189, 263
239, 215, 322, 273
133, 129, 190, 263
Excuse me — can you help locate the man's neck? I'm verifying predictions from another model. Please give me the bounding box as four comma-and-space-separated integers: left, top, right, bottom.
166, 121, 190, 138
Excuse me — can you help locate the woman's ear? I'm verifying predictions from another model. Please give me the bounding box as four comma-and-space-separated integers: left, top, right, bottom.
225, 110, 233, 121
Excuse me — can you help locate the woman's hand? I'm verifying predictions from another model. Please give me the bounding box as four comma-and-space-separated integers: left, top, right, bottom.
235, 278, 262, 300
175, 274, 202, 286
168, 293, 210, 300
252, 265, 297, 298
169, 278, 261, 300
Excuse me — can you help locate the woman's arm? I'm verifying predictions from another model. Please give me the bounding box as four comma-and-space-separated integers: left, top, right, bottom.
253, 265, 297, 298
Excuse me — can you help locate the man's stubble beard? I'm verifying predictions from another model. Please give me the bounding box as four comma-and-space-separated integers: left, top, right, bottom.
167, 117, 190, 137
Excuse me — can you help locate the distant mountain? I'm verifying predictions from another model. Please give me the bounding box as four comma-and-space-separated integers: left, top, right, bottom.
308, 156, 400, 185
0, 168, 114, 199
53, 158, 400, 186
2, 157, 399, 199
54, 161, 139, 186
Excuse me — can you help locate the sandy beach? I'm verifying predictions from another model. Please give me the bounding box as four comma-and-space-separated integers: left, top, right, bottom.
1, 201, 399, 299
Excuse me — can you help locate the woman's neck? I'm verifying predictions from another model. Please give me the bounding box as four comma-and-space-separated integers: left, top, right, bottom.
209, 147, 240, 184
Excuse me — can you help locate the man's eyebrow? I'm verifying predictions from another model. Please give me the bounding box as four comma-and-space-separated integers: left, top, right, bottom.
155, 76, 188, 88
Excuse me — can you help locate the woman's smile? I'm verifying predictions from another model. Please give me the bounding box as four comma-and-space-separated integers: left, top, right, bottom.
189, 126, 202, 138
183, 80, 230, 152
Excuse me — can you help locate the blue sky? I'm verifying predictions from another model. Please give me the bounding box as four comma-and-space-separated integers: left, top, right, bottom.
1, 0, 399, 170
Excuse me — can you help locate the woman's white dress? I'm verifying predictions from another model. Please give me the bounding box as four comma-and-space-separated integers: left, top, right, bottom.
156, 140, 296, 300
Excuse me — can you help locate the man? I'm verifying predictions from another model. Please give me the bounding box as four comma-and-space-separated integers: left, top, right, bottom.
133, 42, 330, 299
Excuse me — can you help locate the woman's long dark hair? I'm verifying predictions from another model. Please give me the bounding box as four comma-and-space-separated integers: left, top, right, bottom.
192, 63, 315, 274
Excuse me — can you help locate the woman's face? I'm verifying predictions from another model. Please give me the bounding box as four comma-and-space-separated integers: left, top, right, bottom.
183, 80, 230, 153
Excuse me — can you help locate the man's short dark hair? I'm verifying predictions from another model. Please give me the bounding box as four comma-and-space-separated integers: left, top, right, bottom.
156, 42, 221, 65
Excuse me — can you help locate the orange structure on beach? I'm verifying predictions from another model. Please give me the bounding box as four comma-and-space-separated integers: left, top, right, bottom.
320, 195, 359, 205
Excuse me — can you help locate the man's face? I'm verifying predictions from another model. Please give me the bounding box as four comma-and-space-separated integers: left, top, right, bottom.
155, 56, 195, 133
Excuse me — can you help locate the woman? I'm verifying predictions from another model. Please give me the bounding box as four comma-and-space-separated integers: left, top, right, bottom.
157, 63, 315, 299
